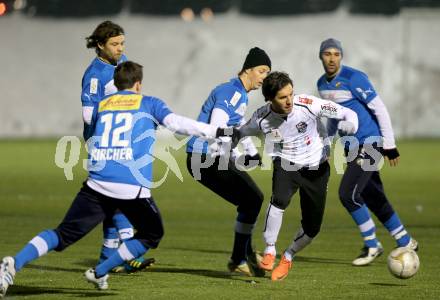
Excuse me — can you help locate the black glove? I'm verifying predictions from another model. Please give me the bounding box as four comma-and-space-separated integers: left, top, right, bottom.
383, 148, 400, 160
216, 127, 241, 145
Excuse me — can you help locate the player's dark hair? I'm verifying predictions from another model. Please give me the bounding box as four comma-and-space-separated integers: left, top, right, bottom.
86, 21, 124, 54
262, 71, 293, 102
114, 61, 143, 90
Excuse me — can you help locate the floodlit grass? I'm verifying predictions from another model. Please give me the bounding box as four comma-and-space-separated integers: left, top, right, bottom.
0, 139, 439, 299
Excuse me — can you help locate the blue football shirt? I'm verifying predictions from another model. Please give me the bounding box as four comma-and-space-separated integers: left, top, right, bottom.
317, 65, 381, 146
87, 90, 172, 187
81, 54, 127, 139
186, 77, 249, 154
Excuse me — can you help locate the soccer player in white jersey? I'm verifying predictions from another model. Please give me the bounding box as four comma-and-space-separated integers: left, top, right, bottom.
317, 38, 418, 266
0, 61, 220, 296
221, 71, 358, 281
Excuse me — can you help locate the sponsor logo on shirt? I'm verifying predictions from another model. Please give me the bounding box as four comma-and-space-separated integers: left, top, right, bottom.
298, 97, 313, 105
99, 94, 142, 112
304, 135, 311, 145
296, 121, 308, 133
90, 78, 98, 94
229, 91, 242, 107
355, 87, 374, 100
321, 103, 338, 116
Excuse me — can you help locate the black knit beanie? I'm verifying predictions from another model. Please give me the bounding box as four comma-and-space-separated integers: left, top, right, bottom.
242, 47, 271, 71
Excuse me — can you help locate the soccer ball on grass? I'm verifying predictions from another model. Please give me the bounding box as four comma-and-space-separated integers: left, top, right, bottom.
387, 247, 420, 279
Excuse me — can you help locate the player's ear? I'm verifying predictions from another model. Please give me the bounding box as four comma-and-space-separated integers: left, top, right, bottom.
97, 43, 105, 50
134, 81, 142, 93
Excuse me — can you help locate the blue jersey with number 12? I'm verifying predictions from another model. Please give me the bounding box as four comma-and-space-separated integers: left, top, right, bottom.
88, 90, 172, 187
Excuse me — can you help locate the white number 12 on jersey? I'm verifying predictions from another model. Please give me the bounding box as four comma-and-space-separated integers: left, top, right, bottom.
100, 113, 133, 147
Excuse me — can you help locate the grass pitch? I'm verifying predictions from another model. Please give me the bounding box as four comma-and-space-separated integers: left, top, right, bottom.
0, 139, 439, 299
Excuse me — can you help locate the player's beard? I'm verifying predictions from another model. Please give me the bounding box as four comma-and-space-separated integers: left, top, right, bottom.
325, 63, 339, 78
100, 51, 121, 66
108, 54, 121, 65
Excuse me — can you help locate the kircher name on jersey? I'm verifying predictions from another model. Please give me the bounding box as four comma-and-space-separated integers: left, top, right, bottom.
90, 147, 133, 161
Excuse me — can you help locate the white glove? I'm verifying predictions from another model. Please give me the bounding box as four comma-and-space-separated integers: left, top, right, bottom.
337, 121, 356, 135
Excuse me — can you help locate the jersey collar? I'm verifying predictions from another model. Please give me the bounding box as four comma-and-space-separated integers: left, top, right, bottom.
117, 90, 137, 95
269, 104, 290, 121
95, 55, 125, 68
231, 77, 247, 94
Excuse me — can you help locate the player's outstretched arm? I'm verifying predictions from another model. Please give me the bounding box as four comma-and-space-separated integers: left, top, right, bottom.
162, 113, 217, 138
215, 109, 261, 146
309, 95, 359, 135
336, 106, 358, 135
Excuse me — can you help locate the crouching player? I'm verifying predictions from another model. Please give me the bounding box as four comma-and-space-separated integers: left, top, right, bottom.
0, 61, 220, 296
219, 71, 358, 281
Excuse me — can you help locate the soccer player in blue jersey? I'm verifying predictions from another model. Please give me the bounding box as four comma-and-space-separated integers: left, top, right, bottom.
81, 21, 152, 272
186, 47, 271, 276
0, 61, 220, 296
317, 38, 418, 266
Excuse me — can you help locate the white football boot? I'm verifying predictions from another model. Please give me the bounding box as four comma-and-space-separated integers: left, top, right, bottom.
0, 256, 16, 298
84, 268, 109, 290
406, 238, 419, 251
352, 242, 384, 266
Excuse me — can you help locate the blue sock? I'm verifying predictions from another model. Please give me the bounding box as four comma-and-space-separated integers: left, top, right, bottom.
95, 240, 148, 277
350, 205, 378, 248
14, 230, 59, 271
112, 213, 142, 269
384, 213, 411, 247
113, 213, 134, 241
99, 226, 119, 264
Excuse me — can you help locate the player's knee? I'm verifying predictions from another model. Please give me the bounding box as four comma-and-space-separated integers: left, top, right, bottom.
246, 187, 264, 207
137, 222, 164, 249
303, 224, 321, 238
237, 205, 260, 224
157, 224, 165, 241
338, 185, 357, 209
270, 195, 290, 210
374, 202, 395, 224
52, 228, 70, 251
237, 190, 264, 222
151, 221, 165, 246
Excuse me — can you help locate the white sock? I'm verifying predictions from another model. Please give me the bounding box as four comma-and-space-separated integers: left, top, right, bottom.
285, 227, 313, 260
264, 244, 276, 256
263, 204, 285, 253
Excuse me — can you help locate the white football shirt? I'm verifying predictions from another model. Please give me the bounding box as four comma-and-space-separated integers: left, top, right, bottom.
239, 94, 357, 167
